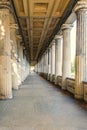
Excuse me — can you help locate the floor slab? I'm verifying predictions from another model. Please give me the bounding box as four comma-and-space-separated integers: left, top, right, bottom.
0, 72, 87, 130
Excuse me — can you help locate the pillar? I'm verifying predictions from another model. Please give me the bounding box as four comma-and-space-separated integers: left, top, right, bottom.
41, 58, 43, 73
21, 46, 24, 82
45, 51, 48, 74
55, 35, 62, 84
62, 24, 72, 90
17, 39, 22, 85
43, 54, 45, 73
50, 40, 55, 82
47, 47, 51, 80
0, 7, 12, 99
11, 22, 19, 90
44, 53, 46, 74
74, 0, 87, 99
37, 61, 39, 73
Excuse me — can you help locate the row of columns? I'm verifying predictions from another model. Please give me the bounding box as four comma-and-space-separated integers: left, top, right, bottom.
0, 2, 30, 99
35, 0, 87, 99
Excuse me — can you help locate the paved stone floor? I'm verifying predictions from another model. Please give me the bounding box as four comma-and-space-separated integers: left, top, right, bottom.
0, 72, 87, 130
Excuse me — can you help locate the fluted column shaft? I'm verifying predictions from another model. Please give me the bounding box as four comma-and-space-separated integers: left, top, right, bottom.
74, 0, 87, 99
47, 48, 51, 80
45, 51, 48, 74
36, 62, 38, 73
43, 54, 45, 73
21, 47, 24, 82
55, 35, 62, 84
22, 55, 26, 80
39, 60, 41, 73
17, 40, 22, 85
44, 53, 46, 73
11, 27, 19, 90
50, 41, 55, 81
41, 58, 43, 73
62, 24, 72, 89
0, 8, 12, 99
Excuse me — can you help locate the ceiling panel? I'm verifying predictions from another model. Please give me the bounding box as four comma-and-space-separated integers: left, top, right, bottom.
14, 0, 71, 64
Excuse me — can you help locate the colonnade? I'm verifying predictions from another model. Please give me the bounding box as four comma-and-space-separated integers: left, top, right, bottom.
0, 1, 30, 99
35, 0, 87, 101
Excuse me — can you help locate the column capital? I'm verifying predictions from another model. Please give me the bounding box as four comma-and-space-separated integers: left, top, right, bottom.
52, 39, 55, 45
54, 35, 63, 40
10, 24, 18, 30
45, 50, 48, 54
48, 43, 51, 48
50, 40, 55, 47
0, 0, 11, 10
61, 24, 73, 30
44, 51, 47, 55
73, 0, 87, 13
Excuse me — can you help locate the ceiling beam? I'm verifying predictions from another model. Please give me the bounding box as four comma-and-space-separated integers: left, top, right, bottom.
38, 0, 78, 60
10, 0, 26, 46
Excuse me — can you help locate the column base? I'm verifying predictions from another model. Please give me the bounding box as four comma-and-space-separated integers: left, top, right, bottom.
47, 74, 50, 80
50, 74, 55, 82
49, 74, 52, 82
50, 75, 53, 82
12, 86, 19, 90
75, 94, 83, 100
84, 96, 87, 102
55, 76, 58, 85
0, 94, 13, 100
62, 79, 67, 90
49, 74, 50, 80
18, 81, 22, 86
62, 87, 66, 90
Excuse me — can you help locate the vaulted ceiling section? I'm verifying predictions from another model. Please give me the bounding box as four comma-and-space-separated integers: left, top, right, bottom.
12, 0, 77, 65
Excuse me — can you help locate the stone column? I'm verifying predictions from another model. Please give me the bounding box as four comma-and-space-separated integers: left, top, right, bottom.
34, 64, 37, 72
62, 24, 72, 90
17, 39, 22, 85
42, 56, 44, 73
38, 61, 40, 73
11, 24, 19, 90
50, 40, 55, 82
43, 54, 45, 74
55, 35, 62, 84
22, 54, 25, 80
74, 0, 87, 99
25, 56, 28, 79
45, 51, 48, 74
39, 59, 41, 73
0, 8, 12, 99
37, 61, 39, 73
43, 53, 46, 74
21, 46, 24, 82
41, 58, 43, 73
47, 48, 51, 80
26, 59, 29, 76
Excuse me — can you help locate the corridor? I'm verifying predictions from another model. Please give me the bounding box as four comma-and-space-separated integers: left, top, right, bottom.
0, 73, 87, 130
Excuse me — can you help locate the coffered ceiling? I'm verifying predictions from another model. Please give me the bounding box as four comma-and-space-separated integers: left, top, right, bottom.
13, 0, 73, 65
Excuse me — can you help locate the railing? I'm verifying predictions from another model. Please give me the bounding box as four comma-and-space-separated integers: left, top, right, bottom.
39, 72, 87, 101
83, 81, 87, 101
57, 76, 62, 87
57, 76, 75, 94
66, 78, 75, 94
